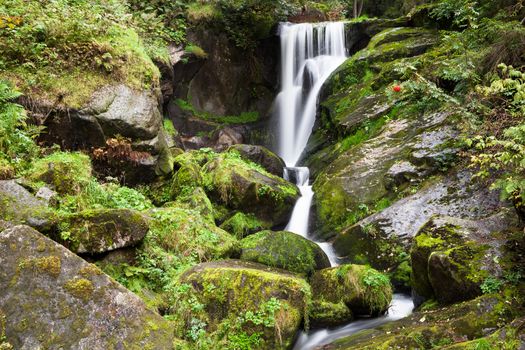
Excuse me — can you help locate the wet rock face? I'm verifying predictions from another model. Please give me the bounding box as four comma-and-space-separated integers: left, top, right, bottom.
178, 260, 310, 350
169, 28, 278, 120
332, 171, 507, 277
0, 225, 176, 349
313, 111, 460, 240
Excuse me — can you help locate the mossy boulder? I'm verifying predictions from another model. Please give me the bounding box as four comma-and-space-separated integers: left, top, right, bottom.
28, 152, 92, 195
308, 300, 353, 328
176, 260, 311, 349
410, 212, 517, 305
239, 230, 330, 276
145, 207, 239, 261
0, 180, 53, 231
0, 225, 178, 349
311, 264, 393, 316
332, 171, 508, 290
58, 208, 149, 254
203, 152, 299, 226
323, 291, 523, 349
220, 212, 271, 238
355, 27, 439, 64
170, 162, 203, 198
228, 144, 285, 177
173, 186, 215, 223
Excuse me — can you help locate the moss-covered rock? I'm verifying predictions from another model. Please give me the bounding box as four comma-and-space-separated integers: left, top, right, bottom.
0, 225, 178, 349
145, 207, 239, 261
308, 300, 353, 329
410, 213, 517, 305
323, 290, 524, 349
28, 152, 92, 195
203, 152, 299, 226
0, 180, 53, 231
176, 260, 311, 349
170, 162, 203, 198
356, 27, 439, 63
228, 144, 285, 177
173, 186, 215, 223
220, 211, 271, 238
311, 264, 393, 316
239, 230, 330, 276
58, 208, 149, 254
332, 172, 510, 290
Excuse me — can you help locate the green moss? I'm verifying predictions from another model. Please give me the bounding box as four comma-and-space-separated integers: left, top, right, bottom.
18, 256, 62, 278
64, 278, 94, 301
239, 230, 329, 276
174, 260, 311, 349
27, 152, 92, 195
309, 300, 353, 328
220, 212, 269, 239
311, 265, 393, 316
146, 206, 238, 262
173, 187, 215, 223
174, 99, 259, 125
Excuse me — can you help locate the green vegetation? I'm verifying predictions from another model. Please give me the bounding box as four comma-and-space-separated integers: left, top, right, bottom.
176, 98, 260, 124
0, 81, 39, 175
0, 0, 164, 107
311, 265, 393, 316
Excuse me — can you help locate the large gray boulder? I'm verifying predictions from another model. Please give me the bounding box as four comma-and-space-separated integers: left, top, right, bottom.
313, 111, 459, 240
0, 225, 177, 349
332, 171, 510, 289
83, 84, 162, 141
36, 84, 163, 151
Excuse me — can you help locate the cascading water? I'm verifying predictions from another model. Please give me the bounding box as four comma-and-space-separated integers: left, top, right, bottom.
274, 22, 414, 349
276, 22, 347, 167
275, 21, 347, 265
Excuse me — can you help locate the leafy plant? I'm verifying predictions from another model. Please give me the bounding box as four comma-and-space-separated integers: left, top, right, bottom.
0, 80, 39, 173
480, 276, 503, 294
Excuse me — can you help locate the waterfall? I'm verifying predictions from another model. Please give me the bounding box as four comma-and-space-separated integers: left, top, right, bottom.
275, 21, 348, 265
275, 22, 347, 167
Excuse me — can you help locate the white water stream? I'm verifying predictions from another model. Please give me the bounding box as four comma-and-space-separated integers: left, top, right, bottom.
274, 21, 414, 349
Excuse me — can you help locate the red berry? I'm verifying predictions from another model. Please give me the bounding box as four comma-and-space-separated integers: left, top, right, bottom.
393, 85, 401, 92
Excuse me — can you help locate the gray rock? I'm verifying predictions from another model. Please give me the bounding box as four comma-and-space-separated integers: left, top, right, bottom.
84, 84, 162, 140
0, 180, 51, 231
333, 171, 509, 273
411, 211, 518, 305
0, 225, 176, 349
213, 127, 245, 151
35, 186, 59, 207
313, 111, 459, 239
59, 209, 150, 254
384, 160, 420, 190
